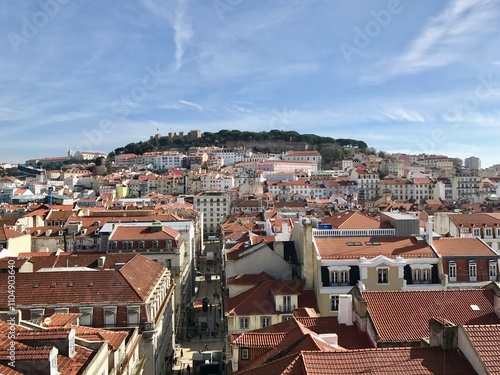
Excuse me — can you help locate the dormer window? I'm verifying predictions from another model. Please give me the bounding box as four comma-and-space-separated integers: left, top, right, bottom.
110, 241, 117, 250
104, 306, 117, 327
79, 307, 93, 326
152, 240, 158, 249
282, 296, 292, 312
127, 306, 140, 325
473, 228, 480, 237
377, 268, 389, 284
139, 241, 145, 249
30, 308, 45, 320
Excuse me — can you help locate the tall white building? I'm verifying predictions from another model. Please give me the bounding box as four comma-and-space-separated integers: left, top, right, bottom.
193, 191, 231, 237
465, 156, 481, 170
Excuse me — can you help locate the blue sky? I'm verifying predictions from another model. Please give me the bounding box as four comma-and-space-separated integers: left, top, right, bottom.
1, 0, 500, 167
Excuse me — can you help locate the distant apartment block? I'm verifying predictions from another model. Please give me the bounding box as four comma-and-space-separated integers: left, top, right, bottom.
283, 150, 322, 169
193, 191, 231, 237
465, 156, 481, 170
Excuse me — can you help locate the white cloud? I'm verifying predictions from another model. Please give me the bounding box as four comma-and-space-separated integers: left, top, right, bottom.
361, 0, 499, 83
178, 99, 204, 111
173, 0, 193, 71
378, 106, 426, 123
139, 0, 193, 71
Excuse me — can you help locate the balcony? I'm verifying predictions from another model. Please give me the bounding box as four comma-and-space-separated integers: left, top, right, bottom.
331, 282, 349, 287
278, 304, 295, 313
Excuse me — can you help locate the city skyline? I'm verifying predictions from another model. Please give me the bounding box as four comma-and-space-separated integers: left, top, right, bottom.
1, 0, 500, 166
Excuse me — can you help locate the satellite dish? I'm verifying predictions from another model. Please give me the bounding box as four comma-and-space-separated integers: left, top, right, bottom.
43, 317, 51, 326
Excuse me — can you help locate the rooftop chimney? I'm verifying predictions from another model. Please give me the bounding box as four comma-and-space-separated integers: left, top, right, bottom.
337, 294, 353, 325
426, 219, 433, 246
319, 333, 338, 347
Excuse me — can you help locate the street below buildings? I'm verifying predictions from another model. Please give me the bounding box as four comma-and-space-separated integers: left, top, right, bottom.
172, 241, 227, 374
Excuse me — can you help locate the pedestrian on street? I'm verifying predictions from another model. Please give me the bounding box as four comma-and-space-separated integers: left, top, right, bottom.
187, 364, 191, 374
180, 349, 183, 358
204, 343, 208, 350
199, 333, 202, 340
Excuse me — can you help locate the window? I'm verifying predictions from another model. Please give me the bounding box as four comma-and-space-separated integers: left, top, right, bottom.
166, 259, 172, 269
127, 306, 140, 326
30, 309, 45, 320
261, 316, 270, 328
139, 241, 145, 249
449, 262, 457, 282
241, 348, 249, 360
485, 228, 493, 237
54, 308, 69, 314
331, 295, 339, 311
282, 296, 292, 312
331, 271, 349, 286
489, 261, 497, 281
110, 241, 117, 250
104, 306, 117, 327
239, 317, 249, 330
422, 269, 430, 283
79, 307, 93, 326
377, 268, 388, 284
473, 228, 480, 237
152, 240, 158, 249
414, 269, 421, 283
469, 262, 477, 282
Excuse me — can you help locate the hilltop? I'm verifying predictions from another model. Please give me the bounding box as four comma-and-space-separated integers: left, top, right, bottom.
110, 129, 369, 168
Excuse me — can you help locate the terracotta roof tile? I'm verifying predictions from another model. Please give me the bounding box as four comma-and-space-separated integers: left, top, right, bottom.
432, 237, 497, 257
225, 279, 317, 316
321, 211, 390, 229
227, 272, 275, 286
462, 324, 500, 374
299, 347, 475, 375
315, 236, 436, 260
0, 254, 166, 305
362, 289, 499, 343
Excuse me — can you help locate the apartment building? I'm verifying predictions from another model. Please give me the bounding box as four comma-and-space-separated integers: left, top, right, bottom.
193, 191, 231, 237
0, 253, 175, 375
283, 150, 322, 170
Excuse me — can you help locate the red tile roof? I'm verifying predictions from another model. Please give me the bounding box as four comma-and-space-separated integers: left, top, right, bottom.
231, 332, 286, 347
314, 236, 436, 260
362, 289, 500, 343
227, 272, 275, 286
319, 347, 474, 375
321, 211, 390, 229
461, 324, 500, 374
432, 237, 497, 257
109, 224, 180, 241
0, 254, 166, 306
450, 213, 500, 227
225, 279, 317, 316
0, 226, 25, 241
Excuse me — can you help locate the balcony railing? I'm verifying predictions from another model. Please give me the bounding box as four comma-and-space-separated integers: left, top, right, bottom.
278, 304, 295, 313
313, 228, 396, 237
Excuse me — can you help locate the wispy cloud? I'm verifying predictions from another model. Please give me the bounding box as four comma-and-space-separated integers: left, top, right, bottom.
173, 0, 193, 71
378, 106, 427, 123
178, 99, 204, 111
139, 0, 193, 71
361, 0, 499, 83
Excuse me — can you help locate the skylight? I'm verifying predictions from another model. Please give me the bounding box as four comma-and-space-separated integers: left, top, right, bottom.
470, 305, 480, 311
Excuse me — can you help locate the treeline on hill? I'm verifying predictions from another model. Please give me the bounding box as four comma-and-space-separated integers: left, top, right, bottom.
110, 129, 369, 167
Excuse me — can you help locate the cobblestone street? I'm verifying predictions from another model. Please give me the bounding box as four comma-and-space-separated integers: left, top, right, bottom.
172, 242, 226, 374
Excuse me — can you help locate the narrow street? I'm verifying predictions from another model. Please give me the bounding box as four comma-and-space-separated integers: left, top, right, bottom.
172, 241, 227, 374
